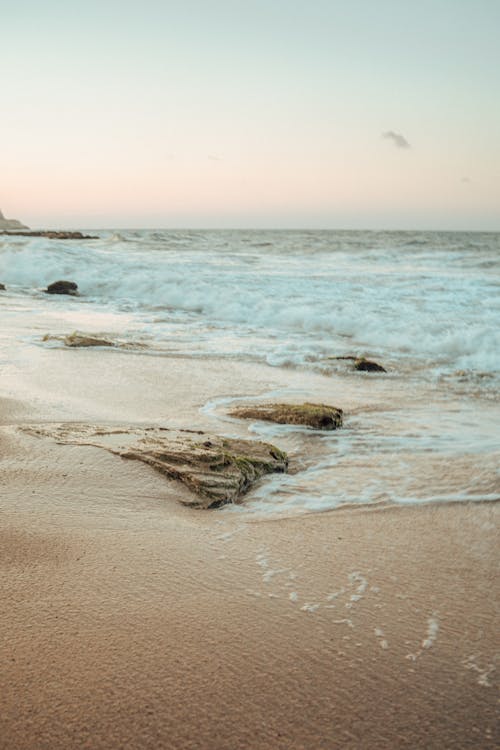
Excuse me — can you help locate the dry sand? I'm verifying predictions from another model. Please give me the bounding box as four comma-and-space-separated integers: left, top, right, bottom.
0, 347, 498, 749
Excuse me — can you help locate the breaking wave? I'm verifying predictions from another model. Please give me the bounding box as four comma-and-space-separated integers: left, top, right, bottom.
1, 229, 499, 376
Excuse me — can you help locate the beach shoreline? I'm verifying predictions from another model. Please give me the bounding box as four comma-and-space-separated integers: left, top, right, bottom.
1, 376, 498, 749
1, 226, 499, 747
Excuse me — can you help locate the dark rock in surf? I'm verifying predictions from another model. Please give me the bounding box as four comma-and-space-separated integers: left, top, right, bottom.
0, 283, 5, 291
354, 358, 387, 373
45, 280, 79, 296
230, 402, 343, 430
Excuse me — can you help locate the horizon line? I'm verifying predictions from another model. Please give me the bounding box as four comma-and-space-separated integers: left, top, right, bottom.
9, 224, 500, 234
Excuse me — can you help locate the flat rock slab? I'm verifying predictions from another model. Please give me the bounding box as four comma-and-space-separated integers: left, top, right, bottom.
41, 331, 149, 349
229, 402, 343, 430
42, 332, 115, 348
21, 424, 288, 509
0, 230, 98, 239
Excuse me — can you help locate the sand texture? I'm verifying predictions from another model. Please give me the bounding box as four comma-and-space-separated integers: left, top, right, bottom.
1, 419, 498, 750
0, 333, 498, 749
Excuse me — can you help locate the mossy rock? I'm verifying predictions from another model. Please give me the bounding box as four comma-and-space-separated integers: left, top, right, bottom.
230, 402, 343, 430
22, 424, 288, 509
64, 332, 114, 347
129, 436, 289, 507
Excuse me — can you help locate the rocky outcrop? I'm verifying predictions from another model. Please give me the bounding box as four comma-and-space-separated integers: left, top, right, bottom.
354, 358, 387, 373
329, 355, 387, 373
0, 283, 5, 291
42, 332, 114, 347
0, 230, 98, 239
0, 209, 29, 231
45, 280, 79, 296
42, 331, 149, 350
64, 333, 113, 347
230, 402, 343, 430
21, 424, 288, 509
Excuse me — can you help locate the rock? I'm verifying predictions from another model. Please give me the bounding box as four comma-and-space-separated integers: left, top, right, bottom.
63, 332, 114, 347
354, 358, 387, 373
42, 332, 114, 347
21, 424, 288, 509
45, 280, 79, 296
0, 283, 5, 291
328, 355, 387, 373
121, 434, 288, 508
0, 230, 98, 239
229, 402, 343, 430
42, 331, 149, 350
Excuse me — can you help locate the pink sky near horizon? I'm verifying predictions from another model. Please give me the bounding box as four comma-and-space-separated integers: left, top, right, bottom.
2, 1, 499, 230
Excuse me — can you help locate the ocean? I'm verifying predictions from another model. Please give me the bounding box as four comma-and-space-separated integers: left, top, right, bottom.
1, 229, 499, 515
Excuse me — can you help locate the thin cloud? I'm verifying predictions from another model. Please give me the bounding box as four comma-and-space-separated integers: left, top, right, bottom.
382, 130, 411, 149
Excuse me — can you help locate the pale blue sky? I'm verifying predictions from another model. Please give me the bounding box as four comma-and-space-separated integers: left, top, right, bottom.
2, 0, 499, 228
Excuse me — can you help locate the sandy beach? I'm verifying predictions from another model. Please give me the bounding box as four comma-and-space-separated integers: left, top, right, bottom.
3, 0, 500, 743
1, 345, 498, 749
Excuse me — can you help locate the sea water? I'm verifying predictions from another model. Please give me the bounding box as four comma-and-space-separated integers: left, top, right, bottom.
1, 229, 499, 514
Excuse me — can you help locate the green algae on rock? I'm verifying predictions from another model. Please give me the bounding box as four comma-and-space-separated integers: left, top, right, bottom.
21, 424, 288, 509
229, 402, 343, 430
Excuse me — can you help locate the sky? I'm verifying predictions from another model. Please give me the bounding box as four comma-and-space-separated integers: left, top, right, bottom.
1, 0, 499, 229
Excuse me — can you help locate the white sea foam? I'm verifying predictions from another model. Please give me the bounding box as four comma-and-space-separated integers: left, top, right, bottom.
463, 655, 496, 687
2, 229, 499, 516
1, 230, 499, 376
422, 616, 439, 649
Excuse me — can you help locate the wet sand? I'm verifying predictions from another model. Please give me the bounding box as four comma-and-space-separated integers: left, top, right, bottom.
1, 399, 498, 749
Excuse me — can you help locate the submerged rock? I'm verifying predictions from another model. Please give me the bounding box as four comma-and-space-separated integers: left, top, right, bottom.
230, 402, 343, 430
45, 280, 79, 296
354, 358, 387, 373
22, 424, 288, 509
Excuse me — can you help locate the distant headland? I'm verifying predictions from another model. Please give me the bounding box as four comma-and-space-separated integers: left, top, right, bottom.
0, 208, 29, 231
0, 209, 97, 239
